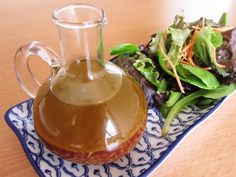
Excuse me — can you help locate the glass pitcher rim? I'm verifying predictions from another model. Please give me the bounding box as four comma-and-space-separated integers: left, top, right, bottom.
52, 3, 107, 29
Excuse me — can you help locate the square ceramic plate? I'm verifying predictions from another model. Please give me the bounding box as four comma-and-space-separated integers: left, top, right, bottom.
4, 96, 228, 177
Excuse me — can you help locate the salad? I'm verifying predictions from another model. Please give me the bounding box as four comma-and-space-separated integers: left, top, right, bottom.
110, 13, 236, 136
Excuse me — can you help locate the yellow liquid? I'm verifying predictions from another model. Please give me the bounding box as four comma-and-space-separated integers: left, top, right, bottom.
33, 60, 147, 163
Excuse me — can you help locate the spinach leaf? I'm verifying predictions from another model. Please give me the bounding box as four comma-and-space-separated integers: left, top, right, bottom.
133, 53, 160, 90
161, 91, 182, 117
158, 79, 167, 92
160, 105, 170, 118
218, 12, 228, 27
110, 43, 140, 56
165, 91, 182, 107
162, 89, 206, 136
203, 83, 236, 99
162, 83, 236, 136
196, 98, 216, 109
176, 63, 219, 90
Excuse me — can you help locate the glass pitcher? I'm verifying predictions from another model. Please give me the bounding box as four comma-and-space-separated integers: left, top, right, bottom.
14, 3, 147, 164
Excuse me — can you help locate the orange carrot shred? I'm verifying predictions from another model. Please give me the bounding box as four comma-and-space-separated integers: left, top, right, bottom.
180, 60, 189, 64
186, 29, 198, 66
158, 43, 185, 94
212, 26, 233, 33
183, 43, 193, 52
192, 26, 201, 31
192, 25, 233, 33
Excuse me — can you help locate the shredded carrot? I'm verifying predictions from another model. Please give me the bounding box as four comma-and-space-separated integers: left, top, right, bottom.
159, 36, 166, 53
212, 26, 233, 32
181, 28, 213, 70
192, 26, 201, 31
181, 23, 228, 71
212, 48, 226, 68
180, 60, 189, 64
181, 44, 189, 61
181, 51, 188, 61
187, 50, 196, 66
202, 17, 205, 27
193, 25, 233, 33
163, 30, 168, 42
180, 57, 187, 62
202, 67, 212, 70
158, 43, 185, 94
182, 43, 193, 52
186, 29, 198, 66
181, 48, 187, 57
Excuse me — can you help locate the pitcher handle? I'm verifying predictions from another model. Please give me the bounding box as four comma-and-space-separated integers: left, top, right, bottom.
14, 41, 61, 98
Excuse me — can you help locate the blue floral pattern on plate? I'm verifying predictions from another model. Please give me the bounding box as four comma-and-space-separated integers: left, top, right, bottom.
5, 98, 226, 177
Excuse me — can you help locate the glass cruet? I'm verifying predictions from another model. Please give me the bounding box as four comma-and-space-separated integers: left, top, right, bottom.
14, 3, 147, 164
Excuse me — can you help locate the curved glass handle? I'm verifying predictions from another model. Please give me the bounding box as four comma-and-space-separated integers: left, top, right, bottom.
14, 41, 61, 98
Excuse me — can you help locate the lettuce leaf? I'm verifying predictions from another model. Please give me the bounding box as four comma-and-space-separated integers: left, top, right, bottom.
157, 33, 219, 90
150, 28, 191, 64
218, 12, 228, 27
109, 43, 140, 56
193, 26, 228, 76
133, 53, 160, 90
149, 33, 163, 54
156, 28, 190, 75
167, 27, 191, 66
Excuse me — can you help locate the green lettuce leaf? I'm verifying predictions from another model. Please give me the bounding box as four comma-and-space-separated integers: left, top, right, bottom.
109, 43, 140, 56
156, 28, 190, 75
149, 33, 163, 54
193, 26, 228, 76
157, 35, 219, 90
176, 63, 219, 90
171, 14, 188, 29
167, 27, 191, 66
218, 12, 228, 27
133, 52, 160, 89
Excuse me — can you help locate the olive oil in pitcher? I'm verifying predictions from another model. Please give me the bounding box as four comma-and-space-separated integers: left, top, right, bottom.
33, 59, 147, 163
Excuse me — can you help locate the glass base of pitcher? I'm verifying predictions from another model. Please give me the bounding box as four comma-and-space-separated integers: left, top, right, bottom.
37, 125, 145, 164
33, 60, 147, 164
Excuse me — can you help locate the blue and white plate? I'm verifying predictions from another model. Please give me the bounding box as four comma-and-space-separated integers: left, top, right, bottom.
5, 97, 227, 177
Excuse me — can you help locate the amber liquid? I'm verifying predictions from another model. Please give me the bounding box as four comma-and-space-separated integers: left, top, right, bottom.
33, 60, 147, 164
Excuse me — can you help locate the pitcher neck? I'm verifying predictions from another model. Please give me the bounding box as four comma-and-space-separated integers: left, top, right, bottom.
52, 4, 107, 69
57, 25, 104, 68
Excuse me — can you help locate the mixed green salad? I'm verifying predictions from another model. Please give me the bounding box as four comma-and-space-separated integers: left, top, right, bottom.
110, 13, 236, 136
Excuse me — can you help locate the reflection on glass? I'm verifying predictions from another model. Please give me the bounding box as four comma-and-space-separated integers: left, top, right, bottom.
105, 118, 120, 151
106, 119, 118, 138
